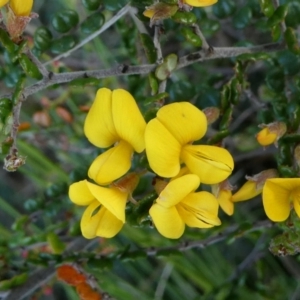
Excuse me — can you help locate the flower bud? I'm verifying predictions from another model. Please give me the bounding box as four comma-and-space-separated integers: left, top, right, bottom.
202, 107, 220, 125
143, 3, 178, 23
256, 121, 287, 147
232, 169, 278, 202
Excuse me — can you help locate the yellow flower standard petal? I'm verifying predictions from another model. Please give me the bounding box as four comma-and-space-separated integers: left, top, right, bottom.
262, 178, 293, 222
178, 191, 221, 228
84, 88, 118, 148
86, 181, 127, 223
183, 0, 218, 7
181, 145, 234, 184
69, 180, 95, 206
88, 140, 133, 185
149, 204, 185, 239
81, 200, 123, 239
10, 0, 33, 16
156, 102, 207, 145
157, 174, 200, 208
145, 118, 181, 177
112, 89, 146, 153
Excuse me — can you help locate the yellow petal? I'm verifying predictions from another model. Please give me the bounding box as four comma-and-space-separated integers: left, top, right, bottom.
145, 118, 181, 177
112, 90, 146, 153
10, 0, 33, 16
181, 145, 234, 184
293, 196, 300, 219
149, 203, 185, 239
170, 166, 191, 181
157, 102, 207, 145
157, 174, 200, 208
256, 128, 277, 146
183, 0, 218, 7
84, 88, 118, 148
178, 191, 221, 228
80, 200, 102, 239
69, 180, 95, 206
263, 178, 300, 191
231, 181, 262, 202
86, 181, 127, 222
217, 190, 234, 216
88, 140, 133, 185
0, 0, 9, 9
262, 179, 291, 222
95, 208, 124, 238
143, 8, 155, 18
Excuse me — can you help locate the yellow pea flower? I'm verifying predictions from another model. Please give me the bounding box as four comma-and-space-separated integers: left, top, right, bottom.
145, 102, 234, 184
263, 178, 300, 222
183, 0, 218, 7
149, 174, 221, 239
69, 173, 139, 239
84, 88, 146, 185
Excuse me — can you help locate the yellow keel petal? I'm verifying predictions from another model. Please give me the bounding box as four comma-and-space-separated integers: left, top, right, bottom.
69, 180, 95, 206
157, 174, 200, 208
182, 145, 234, 184
179, 192, 221, 228
88, 140, 133, 185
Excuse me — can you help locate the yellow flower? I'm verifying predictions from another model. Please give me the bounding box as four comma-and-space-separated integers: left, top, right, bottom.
256, 121, 286, 147
262, 178, 300, 222
69, 173, 139, 239
149, 174, 221, 239
0, 0, 33, 16
145, 102, 234, 184
84, 88, 146, 185
183, 0, 218, 7
232, 169, 278, 202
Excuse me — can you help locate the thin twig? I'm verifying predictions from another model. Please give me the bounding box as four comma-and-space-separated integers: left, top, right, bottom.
145, 220, 273, 256
1, 42, 283, 101
25, 47, 49, 78
192, 23, 210, 50
43, 4, 131, 66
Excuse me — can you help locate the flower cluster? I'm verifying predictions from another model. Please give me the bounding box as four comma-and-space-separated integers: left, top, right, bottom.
69, 88, 234, 239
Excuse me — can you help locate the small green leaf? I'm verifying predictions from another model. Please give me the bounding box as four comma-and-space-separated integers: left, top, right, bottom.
52, 10, 79, 33
80, 12, 105, 34
267, 4, 289, 28
50, 36, 76, 54
82, 0, 102, 11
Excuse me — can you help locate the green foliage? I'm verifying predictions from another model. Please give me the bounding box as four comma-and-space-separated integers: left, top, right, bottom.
0, 0, 300, 299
